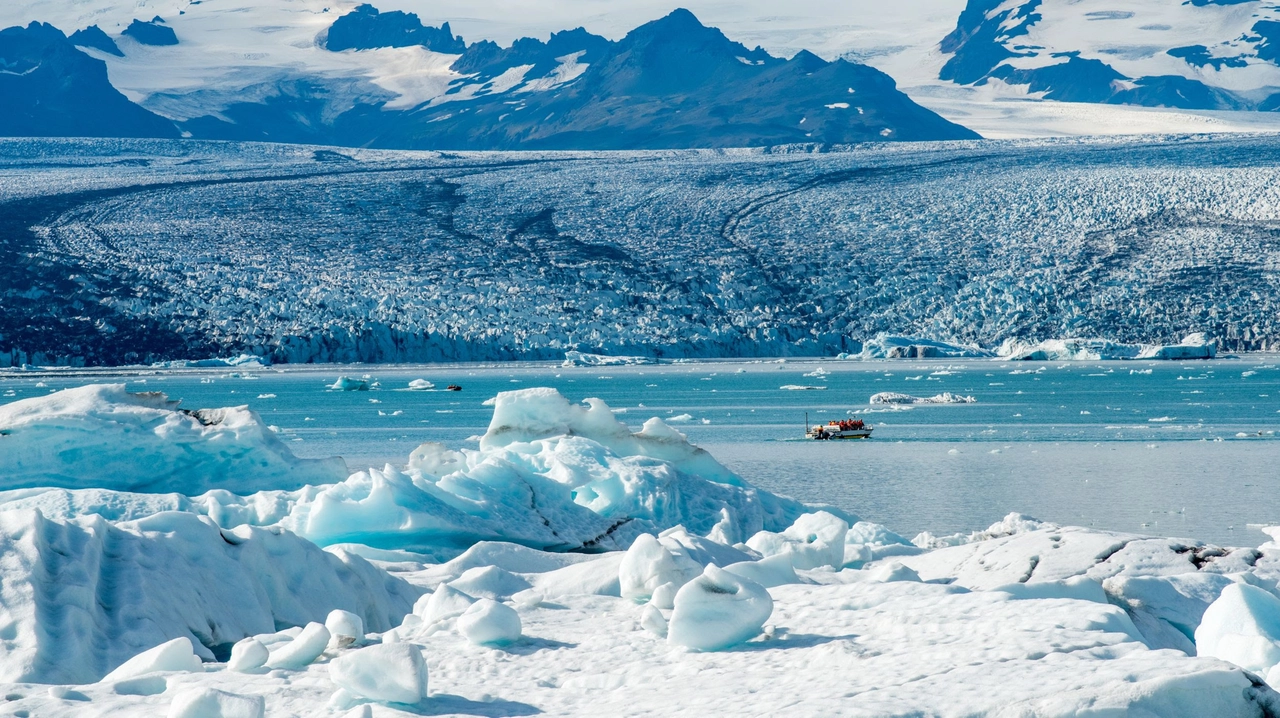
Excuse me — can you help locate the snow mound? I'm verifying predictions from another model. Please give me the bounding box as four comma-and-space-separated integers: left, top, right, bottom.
0, 384, 347, 494
668, 565, 773, 651
998, 334, 1216, 361
100, 637, 203, 683
169, 687, 265, 718
722, 554, 800, 588
418, 584, 477, 626
0, 509, 418, 684
326, 610, 365, 647
1196, 583, 1280, 676
329, 643, 428, 706
619, 533, 700, 602
456, 599, 522, 646
869, 391, 976, 405
227, 639, 268, 673
447, 566, 531, 601
562, 351, 654, 367
857, 334, 994, 360
746, 511, 848, 570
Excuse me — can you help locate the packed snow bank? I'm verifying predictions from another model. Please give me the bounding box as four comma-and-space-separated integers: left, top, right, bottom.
0, 385, 347, 494
746, 511, 848, 570
853, 334, 994, 360
869, 392, 976, 405
1196, 583, 1280, 676
562, 351, 655, 367
0, 509, 417, 684
998, 334, 1216, 361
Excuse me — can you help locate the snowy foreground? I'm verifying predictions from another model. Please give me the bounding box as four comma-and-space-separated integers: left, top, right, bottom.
2, 386, 1280, 715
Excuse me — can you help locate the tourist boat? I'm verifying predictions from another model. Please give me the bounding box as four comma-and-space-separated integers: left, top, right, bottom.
445, 384, 462, 392
805, 416, 873, 440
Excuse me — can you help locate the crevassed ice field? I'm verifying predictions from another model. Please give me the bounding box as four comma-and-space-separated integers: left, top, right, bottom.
3, 134, 1280, 367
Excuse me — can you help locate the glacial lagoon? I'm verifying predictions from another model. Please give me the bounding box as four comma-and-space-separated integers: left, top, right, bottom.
5, 356, 1278, 546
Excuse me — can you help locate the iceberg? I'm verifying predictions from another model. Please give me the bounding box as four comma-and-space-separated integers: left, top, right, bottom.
0, 384, 347, 494
869, 392, 976, 405
329, 376, 371, 391
562, 351, 655, 367
151, 354, 269, 369
856, 334, 994, 360
998, 334, 1216, 361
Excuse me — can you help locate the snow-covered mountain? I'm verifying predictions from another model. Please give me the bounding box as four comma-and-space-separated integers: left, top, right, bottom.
940, 0, 1280, 110
0, 2, 975, 148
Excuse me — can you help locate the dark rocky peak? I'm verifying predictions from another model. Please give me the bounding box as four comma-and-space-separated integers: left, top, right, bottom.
123, 17, 178, 46
450, 26, 611, 82
69, 25, 123, 57
324, 4, 465, 54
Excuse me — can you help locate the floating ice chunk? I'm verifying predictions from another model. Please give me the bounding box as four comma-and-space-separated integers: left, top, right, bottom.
448, 566, 532, 601
329, 376, 370, 391
868, 561, 921, 583
779, 384, 826, 391
418, 584, 477, 625
870, 392, 976, 405
668, 565, 773, 651
407, 379, 435, 391
1195, 583, 1280, 675
723, 553, 800, 588
227, 638, 269, 673
640, 604, 668, 638
329, 643, 429, 705
992, 576, 1106, 603
101, 637, 203, 683
619, 533, 701, 602
666, 413, 694, 422
857, 334, 993, 359
457, 599, 522, 646
168, 687, 265, 718
326, 610, 365, 648
746, 511, 849, 570
0, 385, 347, 493
562, 351, 654, 367
265, 622, 331, 670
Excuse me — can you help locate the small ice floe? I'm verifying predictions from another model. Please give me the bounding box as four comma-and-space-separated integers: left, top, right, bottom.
407, 379, 435, 390
257, 393, 276, 399
802, 368, 829, 378
666, 414, 694, 423
1148, 416, 1176, 423
869, 392, 975, 405
328, 376, 369, 391
780, 385, 826, 391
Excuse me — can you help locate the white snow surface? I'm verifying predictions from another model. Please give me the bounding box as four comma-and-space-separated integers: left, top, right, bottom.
0, 384, 348, 494
8, 387, 1280, 712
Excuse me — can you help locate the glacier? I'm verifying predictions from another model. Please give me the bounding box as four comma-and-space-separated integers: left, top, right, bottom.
4, 135, 1280, 368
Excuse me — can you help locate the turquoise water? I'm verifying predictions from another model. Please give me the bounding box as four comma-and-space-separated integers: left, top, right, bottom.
3, 358, 1279, 545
